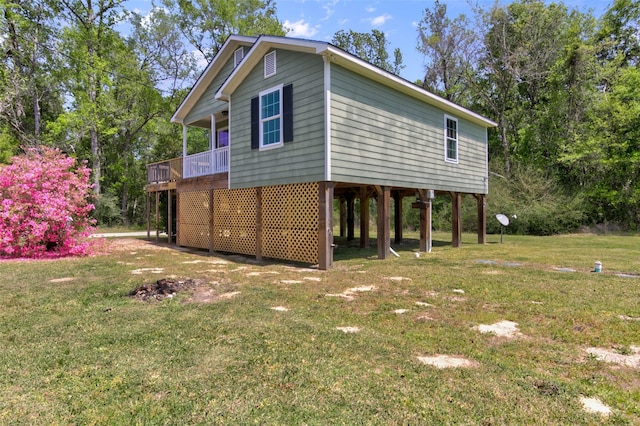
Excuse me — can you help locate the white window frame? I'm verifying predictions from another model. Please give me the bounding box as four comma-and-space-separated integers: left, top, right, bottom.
259, 84, 283, 150
264, 51, 276, 78
444, 114, 459, 164
234, 47, 244, 67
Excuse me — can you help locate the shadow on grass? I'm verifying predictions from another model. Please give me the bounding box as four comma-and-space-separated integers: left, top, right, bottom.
136, 235, 460, 267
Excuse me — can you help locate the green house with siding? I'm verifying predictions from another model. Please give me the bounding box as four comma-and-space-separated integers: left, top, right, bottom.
145, 34, 497, 269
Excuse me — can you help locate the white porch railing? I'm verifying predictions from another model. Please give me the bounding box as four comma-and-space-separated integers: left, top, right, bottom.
183, 147, 229, 179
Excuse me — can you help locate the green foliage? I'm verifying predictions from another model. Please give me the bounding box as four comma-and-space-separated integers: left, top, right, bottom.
161, 0, 285, 61
0, 124, 18, 163
485, 163, 585, 235
416, 0, 475, 103
332, 29, 404, 75
92, 192, 123, 227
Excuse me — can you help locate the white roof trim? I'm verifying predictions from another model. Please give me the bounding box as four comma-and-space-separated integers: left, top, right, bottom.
175, 34, 496, 128
170, 35, 257, 124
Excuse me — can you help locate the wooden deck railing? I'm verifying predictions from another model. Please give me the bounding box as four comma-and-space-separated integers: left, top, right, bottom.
183, 147, 229, 179
147, 157, 183, 184
146, 147, 229, 184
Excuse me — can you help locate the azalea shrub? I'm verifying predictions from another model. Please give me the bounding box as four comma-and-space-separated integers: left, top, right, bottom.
0, 147, 97, 258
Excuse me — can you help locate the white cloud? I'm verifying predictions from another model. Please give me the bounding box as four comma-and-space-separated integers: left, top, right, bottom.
365, 6, 376, 13
192, 50, 208, 70
284, 19, 319, 38
370, 13, 392, 27
322, 0, 340, 21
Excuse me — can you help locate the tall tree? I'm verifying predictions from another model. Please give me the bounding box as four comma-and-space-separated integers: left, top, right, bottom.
0, 0, 61, 148
161, 0, 285, 61
58, 0, 125, 195
472, 0, 580, 174
596, 0, 640, 67
416, 0, 476, 104
129, 6, 198, 96
332, 29, 404, 75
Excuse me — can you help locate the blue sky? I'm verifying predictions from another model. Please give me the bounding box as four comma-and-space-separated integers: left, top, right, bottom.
127, 0, 612, 84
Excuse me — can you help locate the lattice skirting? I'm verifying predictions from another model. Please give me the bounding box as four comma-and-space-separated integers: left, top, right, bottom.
213, 188, 257, 255
177, 190, 211, 249
177, 182, 320, 264
262, 182, 319, 264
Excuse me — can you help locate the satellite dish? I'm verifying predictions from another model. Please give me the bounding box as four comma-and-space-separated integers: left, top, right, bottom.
496, 214, 510, 226
495, 214, 509, 243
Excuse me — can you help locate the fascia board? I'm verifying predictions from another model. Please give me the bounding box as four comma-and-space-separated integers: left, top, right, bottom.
171, 35, 257, 124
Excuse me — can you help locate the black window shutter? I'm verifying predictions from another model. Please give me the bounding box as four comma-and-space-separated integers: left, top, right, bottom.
251, 96, 259, 150
283, 84, 293, 142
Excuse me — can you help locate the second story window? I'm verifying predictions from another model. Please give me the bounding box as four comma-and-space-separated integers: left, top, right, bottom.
251, 84, 293, 150
259, 85, 283, 149
444, 115, 458, 163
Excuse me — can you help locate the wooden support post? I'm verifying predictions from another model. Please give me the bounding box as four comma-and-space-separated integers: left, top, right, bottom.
155, 191, 160, 243
175, 191, 180, 246
339, 197, 346, 237
452, 192, 462, 248
146, 191, 151, 240
256, 187, 263, 261
393, 191, 403, 244
377, 186, 391, 259
168, 190, 173, 245
412, 190, 431, 252
476, 194, 486, 244
209, 189, 214, 253
359, 186, 369, 249
347, 194, 355, 241
318, 182, 334, 270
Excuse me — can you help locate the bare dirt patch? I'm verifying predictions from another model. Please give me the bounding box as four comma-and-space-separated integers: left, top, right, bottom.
128, 278, 201, 301
190, 289, 240, 304
474, 320, 523, 338
326, 285, 376, 301
131, 267, 164, 275
385, 276, 412, 282
417, 355, 479, 369
245, 271, 279, 277
580, 396, 612, 416
336, 326, 360, 333
619, 315, 640, 322
107, 238, 174, 252
585, 346, 640, 368
49, 277, 75, 283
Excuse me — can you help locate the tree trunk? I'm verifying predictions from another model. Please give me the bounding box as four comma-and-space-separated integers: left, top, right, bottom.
499, 115, 511, 175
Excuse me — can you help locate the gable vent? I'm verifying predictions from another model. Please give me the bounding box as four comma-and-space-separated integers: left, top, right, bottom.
234, 47, 244, 67
264, 51, 276, 78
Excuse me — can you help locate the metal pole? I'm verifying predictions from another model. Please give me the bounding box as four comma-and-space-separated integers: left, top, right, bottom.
427, 198, 432, 253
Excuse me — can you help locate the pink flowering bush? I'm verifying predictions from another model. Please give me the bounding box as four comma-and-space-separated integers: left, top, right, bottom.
0, 147, 97, 258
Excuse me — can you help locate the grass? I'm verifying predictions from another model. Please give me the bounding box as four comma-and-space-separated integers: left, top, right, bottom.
1, 232, 639, 424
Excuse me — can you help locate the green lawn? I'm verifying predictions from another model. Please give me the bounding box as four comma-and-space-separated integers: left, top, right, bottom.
1, 233, 638, 424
